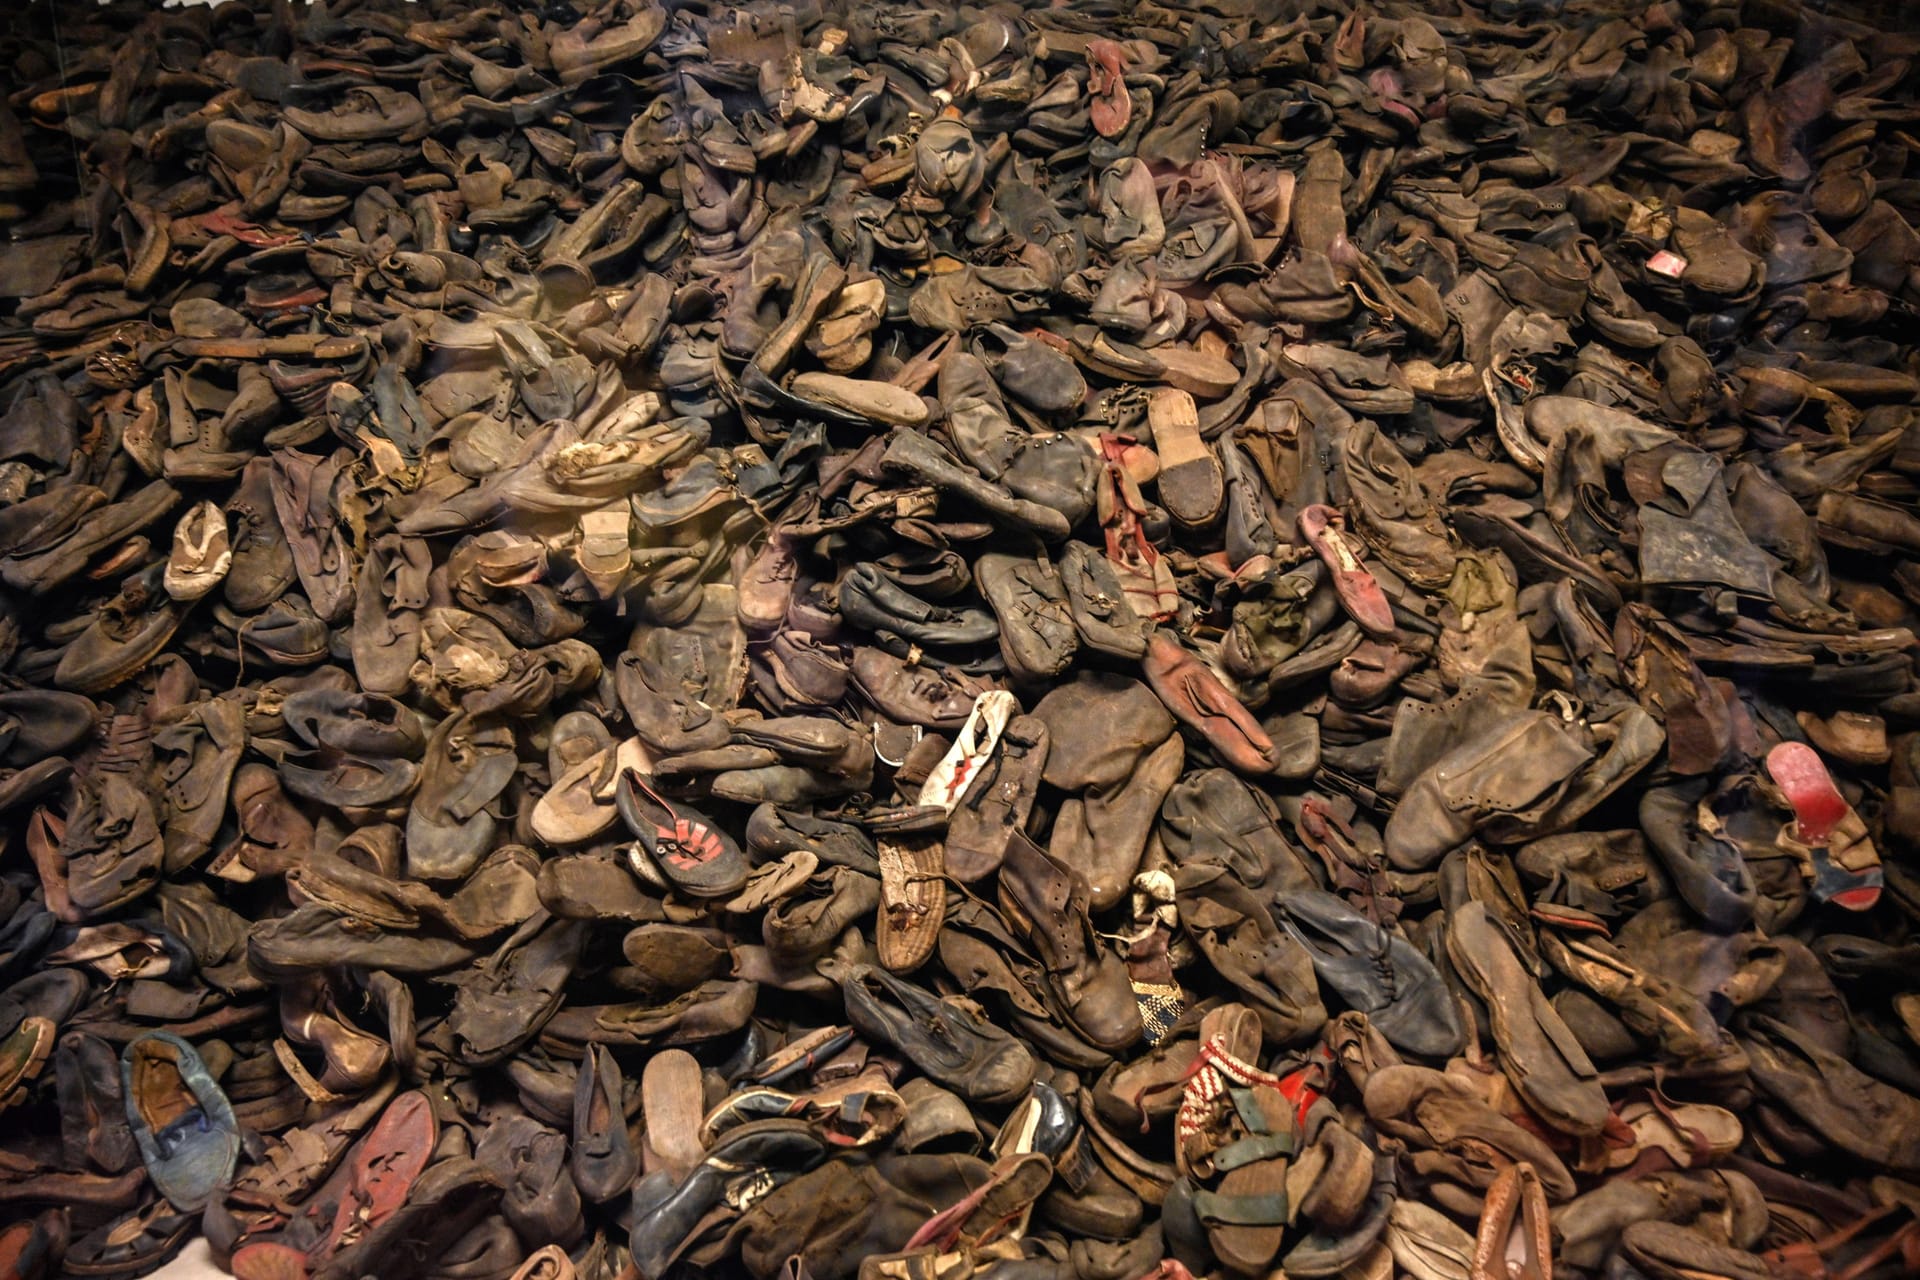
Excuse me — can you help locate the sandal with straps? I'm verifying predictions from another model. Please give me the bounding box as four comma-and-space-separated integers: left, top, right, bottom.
1764, 1203, 1920, 1280
1764, 741, 1883, 911
1162, 1004, 1326, 1276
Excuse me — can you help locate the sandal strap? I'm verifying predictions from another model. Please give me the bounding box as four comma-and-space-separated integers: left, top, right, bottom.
1229, 1084, 1279, 1135
1192, 1187, 1289, 1226
1213, 1130, 1295, 1171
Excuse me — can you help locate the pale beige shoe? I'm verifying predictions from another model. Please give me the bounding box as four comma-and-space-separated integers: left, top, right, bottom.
788, 370, 932, 427
530, 736, 652, 847
163, 500, 232, 601
1604, 1098, 1743, 1170
806, 276, 887, 372
574, 504, 633, 600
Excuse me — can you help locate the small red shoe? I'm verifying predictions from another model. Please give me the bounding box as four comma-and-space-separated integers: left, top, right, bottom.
1765, 742, 1883, 911
1298, 505, 1396, 639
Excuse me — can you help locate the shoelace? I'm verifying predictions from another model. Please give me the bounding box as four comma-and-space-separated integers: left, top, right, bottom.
1368, 945, 1399, 1002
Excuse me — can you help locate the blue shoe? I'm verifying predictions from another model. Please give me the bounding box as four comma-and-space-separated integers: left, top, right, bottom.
120, 1031, 240, 1211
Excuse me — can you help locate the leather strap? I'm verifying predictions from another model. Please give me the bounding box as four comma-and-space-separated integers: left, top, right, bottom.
1229, 1084, 1271, 1134
1212, 1131, 1295, 1171
272, 1038, 345, 1105
1192, 1187, 1289, 1226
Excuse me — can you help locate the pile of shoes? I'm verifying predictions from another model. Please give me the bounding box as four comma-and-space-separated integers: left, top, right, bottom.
7, 0, 1920, 1276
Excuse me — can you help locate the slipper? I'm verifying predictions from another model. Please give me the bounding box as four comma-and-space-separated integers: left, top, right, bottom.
573, 1044, 639, 1203
316, 1091, 437, 1259
906, 1150, 1055, 1253
227, 1078, 400, 1209
1298, 505, 1395, 639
